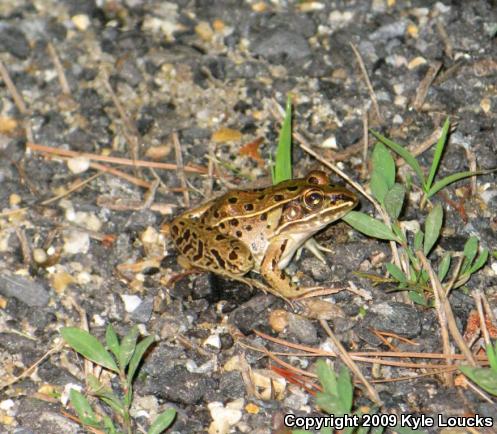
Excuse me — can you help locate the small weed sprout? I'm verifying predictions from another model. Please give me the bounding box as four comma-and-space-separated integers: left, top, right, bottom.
61, 325, 176, 434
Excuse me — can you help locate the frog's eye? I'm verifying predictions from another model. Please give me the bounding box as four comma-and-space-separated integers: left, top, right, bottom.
304, 190, 323, 208
284, 204, 302, 220
306, 171, 328, 185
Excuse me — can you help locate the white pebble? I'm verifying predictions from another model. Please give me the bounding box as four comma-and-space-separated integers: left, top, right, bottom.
203, 333, 221, 349
67, 156, 90, 174
63, 230, 90, 255
72, 14, 91, 31
33, 248, 48, 263
121, 294, 142, 313
0, 399, 14, 411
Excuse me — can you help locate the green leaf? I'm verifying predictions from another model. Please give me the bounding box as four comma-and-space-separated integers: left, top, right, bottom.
69, 389, 100, 427
423, 203, 443, 255
469, 249, 489, 274
486, 343, 497, 373
127, 335, 155, 383
61, 327, 119, 373
459, 366, 497, 396
426, 170, 492, 198
437, 253, 451, 282
384, 183, 405, 220
426, 118, 450, 190
372, 142, 396, 189
148, 408, 177, 434
102, 415, 117, 433
316, 392, 345, 415
462, 236, 478, 273
273, 96, 293, 184
336, 366, 353, 413
316, 359, 337, 396
105, 324, 120, 360
414, 230, 424, 252
342, 211, 401, 241
119, 326, 140, 370
386, 263, 407, 283
408, 291, 428, 306
370, 170, 389, 203
370, 130, 426, 188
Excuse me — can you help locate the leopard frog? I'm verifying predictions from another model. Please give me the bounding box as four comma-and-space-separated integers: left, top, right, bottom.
168, 171, 358, 299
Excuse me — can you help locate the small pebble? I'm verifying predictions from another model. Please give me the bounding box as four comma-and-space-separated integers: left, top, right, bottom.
72, 14, 91, 31
33, 248, 48, 264
67, 156, 90, 174
63, 230, 90, 254
121, 294, 142, 313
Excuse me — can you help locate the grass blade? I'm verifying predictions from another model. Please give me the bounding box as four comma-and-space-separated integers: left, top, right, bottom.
127, 335, 155, 383
386, 262, 407, 283
437, 253, 451, 282
316, 359, 337, 396
370, 170, 389, 203
370, 129, 426, 188
61, 327, 119, 373
148, 408, 177, 434
469, 249, 488, 274
342, 211, 401, 241
105, 324, 120, 360
423, 203, 443, 255
273, 95, 292, 183
336, 366, 353, 412
426, 118, 450, 190
427, 170, 494, 198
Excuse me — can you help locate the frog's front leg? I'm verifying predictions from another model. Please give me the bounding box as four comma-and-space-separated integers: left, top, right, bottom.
259, 240, 313, 299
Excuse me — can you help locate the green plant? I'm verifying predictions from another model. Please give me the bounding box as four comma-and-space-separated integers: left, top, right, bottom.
61, 325, 176, 434
272, 95, 293, 183
369, 118, 490, 209
459, 340, 497, 396
343, 120, 489, 305
292, 360, 426, 434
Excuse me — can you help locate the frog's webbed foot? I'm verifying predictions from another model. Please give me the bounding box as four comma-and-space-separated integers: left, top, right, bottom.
295, 238, 332, 264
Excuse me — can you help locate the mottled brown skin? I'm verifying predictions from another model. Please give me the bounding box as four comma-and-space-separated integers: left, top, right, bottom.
168, 171, 358, 299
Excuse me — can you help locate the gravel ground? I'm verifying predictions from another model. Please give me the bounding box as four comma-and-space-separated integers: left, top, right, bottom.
1, 1, 497, 433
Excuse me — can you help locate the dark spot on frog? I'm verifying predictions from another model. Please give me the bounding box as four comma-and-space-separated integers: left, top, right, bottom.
215, 234, 226, 241
183, 229, 191, 241
260, 213, 267, 221
274, 194, 284, 201
213, 210, 220, 218
230, 219, 239, 226
171, 225, 179, 236
179, 221, 185, 226
211, 249, 226, 268
235, 230, 242, 237
280, 239, 288, 253
287, 185, 298, 191
229, 251, 238, 260
220, 222, 226, 229
244, 203, 254, 211
183, 243, 194, 254
228, 197, 238, 204
271, 259, 277, 269
193, 241, 204, 261
257, 194, 266, 201
244, 225, 252, 231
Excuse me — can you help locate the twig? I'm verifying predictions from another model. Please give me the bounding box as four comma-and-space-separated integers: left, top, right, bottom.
473, 290, 490, 346
412, 61, 442, 111
27, 142, 208, 174
417, 251, 477, 368
481, 292, 497, 326
47, 42, 71, 95
319, 319, 381, 404
0, 60, 28, 114
172, 132, 190, 207
349, 43, 383, 123
465, 145, 478, 195
0, 60, 33, 142
15, 226, 32, 267
0, 340, 65, 390
436, 20, 453, 59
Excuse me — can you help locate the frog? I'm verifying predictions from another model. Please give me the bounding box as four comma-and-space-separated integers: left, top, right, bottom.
167, 170, 358, 299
